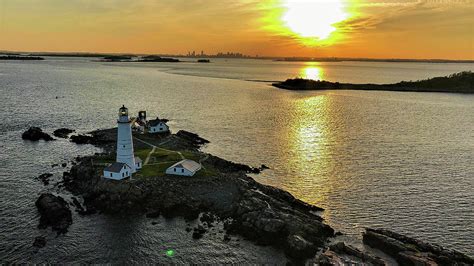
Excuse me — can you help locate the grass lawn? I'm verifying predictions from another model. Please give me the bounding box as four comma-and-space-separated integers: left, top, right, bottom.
98, 147, 217, 179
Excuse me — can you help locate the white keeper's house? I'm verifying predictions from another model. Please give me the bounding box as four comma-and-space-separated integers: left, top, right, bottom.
166, 159, 201, 176
148, 118, 169, 133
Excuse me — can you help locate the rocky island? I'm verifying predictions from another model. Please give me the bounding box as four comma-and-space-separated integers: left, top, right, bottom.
29, 124, 474, 264
273, 71, 474, 94
138, 55, 180, 62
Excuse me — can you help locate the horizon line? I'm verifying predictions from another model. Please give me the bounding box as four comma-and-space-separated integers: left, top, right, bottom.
1, 49, 473, 62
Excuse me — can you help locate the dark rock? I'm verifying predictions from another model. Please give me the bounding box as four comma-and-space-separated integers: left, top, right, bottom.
151, 221, 158, 225
37, 173, 53, 185
223, 234, 231, 242
51, 164, 59, 168
363, 228, 474, 265
70, 134, 95, 144
200, 212, 216, 225
35, 193, 72, 234
192, 225, 207, 239
61, 163, 67, 167
71, 197, 86, 214
22, 127, 54, 141
185, 227, 192, 232
53, 128, 75, 138
327, 242, 385, 265
285, 234, 316, 259
33, 236, 46, 248
260, 164, 270, 170
205, 155, 260, 174
176, 130, 209, 145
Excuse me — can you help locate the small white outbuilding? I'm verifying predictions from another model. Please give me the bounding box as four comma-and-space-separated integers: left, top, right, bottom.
166, 159, 201, 176
103, 162, 132, 180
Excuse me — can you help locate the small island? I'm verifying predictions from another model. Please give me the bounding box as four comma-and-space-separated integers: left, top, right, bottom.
138, 55, 180, 62
197, 59, 211, 63
100, 55, 133, 62
273, 71, 474, 94
0, 55, 44, 61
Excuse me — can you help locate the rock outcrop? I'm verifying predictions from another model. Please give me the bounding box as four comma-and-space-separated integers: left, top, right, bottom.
363, 228, 474, 265
22, 127, 54, 141
53, 128, 75, 138
70, 134, 95, 144
35, 193, 72, 234
317, 242, 386, 265
176, 130, 210, 146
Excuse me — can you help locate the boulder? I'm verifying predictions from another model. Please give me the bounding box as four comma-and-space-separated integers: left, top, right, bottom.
53, 128, 75, 138
35, 193, 72, 234
22, 127, 54, 141
70, 134, 94, 144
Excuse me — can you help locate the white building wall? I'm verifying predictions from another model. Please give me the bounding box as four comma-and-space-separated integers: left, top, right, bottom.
104, 168, 131, 180
149, 123, 169, 133
166, 167, 195, 176
116, 120, 136, 173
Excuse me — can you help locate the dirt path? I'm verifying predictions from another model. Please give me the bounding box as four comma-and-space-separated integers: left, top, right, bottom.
134, 137, 184, 163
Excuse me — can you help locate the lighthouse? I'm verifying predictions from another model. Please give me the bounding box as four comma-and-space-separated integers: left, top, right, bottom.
116, 105, 136, 173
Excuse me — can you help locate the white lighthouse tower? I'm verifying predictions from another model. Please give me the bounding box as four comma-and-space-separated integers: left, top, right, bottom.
116, 105, 136, 173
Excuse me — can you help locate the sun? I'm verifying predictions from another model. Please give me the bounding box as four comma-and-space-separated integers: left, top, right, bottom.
281, 0, 349, 41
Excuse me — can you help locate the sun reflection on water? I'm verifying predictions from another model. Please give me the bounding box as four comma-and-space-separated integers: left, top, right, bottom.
284, 95, 335, 205
300, 64, 324, 81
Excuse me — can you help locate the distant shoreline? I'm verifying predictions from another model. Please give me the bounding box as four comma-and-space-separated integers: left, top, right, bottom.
1, 51, 473, 63
272, 72, 474, 94
0, 55, 44, 61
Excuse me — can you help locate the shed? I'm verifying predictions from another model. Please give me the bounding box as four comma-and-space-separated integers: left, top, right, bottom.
135, 156, 143, 170
165, 159, 201, 176
103, 162, 132, 180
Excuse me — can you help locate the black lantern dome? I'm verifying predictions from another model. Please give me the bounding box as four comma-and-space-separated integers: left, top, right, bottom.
119, 105, 128, 117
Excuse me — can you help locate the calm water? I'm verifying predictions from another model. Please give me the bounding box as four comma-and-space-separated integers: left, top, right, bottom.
1, 57, 473, 263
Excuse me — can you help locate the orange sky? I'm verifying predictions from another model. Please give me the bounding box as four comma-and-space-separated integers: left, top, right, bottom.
0, 0, 473, 59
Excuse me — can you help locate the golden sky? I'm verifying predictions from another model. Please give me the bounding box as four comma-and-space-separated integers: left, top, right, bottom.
0, 0, 473, 59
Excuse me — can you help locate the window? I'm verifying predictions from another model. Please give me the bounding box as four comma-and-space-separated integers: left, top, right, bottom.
160, 128, 163, 131
110, 173, 113, 177
122, 173, 124, 177
181, 169, 184, 173
123, 145, 126, 148
174, 168, 176, 172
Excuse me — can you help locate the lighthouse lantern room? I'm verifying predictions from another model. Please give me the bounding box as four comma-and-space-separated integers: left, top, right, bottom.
116, 105, 136, 173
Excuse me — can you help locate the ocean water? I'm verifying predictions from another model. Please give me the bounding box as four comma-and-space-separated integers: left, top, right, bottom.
0, 57, 473, 263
